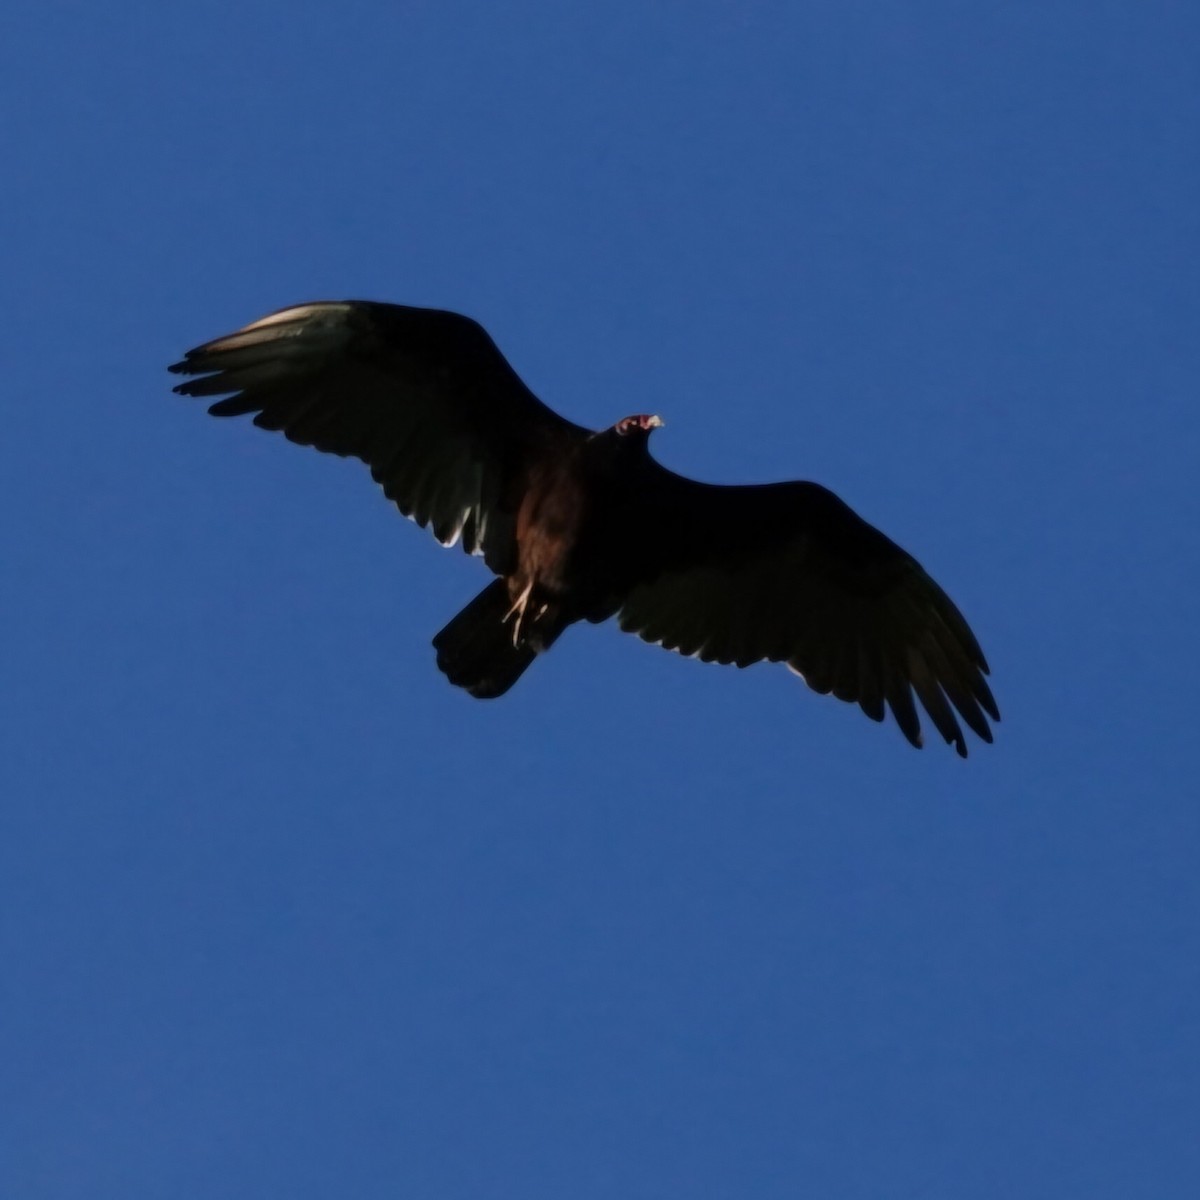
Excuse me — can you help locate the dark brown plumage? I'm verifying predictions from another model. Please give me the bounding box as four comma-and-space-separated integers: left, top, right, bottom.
169, 300, 999, 756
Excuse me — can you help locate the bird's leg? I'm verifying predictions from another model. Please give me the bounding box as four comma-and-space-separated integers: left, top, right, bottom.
503, 580, 534, 646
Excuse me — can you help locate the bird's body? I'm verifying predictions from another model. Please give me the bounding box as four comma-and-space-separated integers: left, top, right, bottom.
506, 416, 662, 632
170, 300, 999, 756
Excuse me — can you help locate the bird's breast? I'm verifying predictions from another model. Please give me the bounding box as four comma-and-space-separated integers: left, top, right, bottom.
514, 463, 589, 595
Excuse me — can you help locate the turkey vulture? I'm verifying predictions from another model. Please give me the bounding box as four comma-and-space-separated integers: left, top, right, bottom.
169, 300, 998, 756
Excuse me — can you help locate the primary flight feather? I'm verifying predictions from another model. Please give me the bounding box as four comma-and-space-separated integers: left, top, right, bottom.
170, 300, 999, 756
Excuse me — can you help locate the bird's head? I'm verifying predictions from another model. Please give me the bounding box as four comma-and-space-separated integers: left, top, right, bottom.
612, 413, 665, 439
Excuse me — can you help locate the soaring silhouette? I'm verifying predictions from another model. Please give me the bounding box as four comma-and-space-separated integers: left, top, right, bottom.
171, 301, 998, 756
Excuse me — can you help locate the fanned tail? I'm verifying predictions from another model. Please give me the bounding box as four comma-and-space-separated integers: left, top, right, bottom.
433, 580, 543, 698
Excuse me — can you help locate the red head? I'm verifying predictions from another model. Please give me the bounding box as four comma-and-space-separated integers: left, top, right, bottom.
613, 413, 665, 437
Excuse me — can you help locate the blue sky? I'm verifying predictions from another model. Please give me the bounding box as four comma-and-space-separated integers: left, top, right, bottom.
3, 2, 1197, 1196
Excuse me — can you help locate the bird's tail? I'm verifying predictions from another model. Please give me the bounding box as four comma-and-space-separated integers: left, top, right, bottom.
433, 580, 550, 699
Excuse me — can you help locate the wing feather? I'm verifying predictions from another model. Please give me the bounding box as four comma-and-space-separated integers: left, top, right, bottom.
855, 639, 886, 723
618, 467, 998, 756
170, 300, 589, 574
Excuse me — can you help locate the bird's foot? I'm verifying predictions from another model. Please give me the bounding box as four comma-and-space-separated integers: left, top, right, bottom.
503, 581, 534, 646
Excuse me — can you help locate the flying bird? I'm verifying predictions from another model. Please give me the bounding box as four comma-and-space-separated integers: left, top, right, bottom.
170, 300, 998, 756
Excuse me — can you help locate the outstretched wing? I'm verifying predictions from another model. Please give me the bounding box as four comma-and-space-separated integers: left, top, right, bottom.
618, 467, 999, 757
169, 301, 590, 573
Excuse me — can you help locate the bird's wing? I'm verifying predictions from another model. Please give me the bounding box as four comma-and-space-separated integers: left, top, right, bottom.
169, 301, 590, 573
615, 466, 998, 756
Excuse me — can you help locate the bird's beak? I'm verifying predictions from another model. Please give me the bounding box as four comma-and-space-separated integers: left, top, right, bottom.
648, 414, 665, 429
